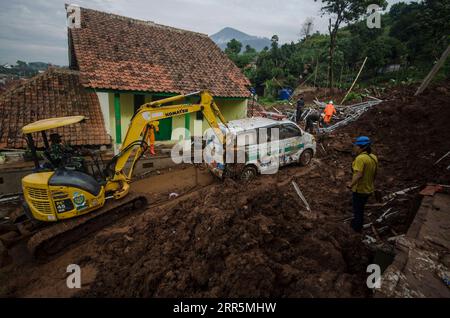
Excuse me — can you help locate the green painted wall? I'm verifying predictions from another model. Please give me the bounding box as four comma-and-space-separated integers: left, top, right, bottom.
185, 97, 248, 137
107, 92, 248, 143
156, 118, 173, 141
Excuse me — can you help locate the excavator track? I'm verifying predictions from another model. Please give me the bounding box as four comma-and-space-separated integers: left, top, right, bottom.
27, 191, 148, 258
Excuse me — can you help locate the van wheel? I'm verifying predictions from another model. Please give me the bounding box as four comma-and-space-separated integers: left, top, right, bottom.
299, 149, 313, 166
240, 166, 257, 181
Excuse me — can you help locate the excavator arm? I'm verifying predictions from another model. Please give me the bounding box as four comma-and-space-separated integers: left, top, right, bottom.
104, 91, 228, 199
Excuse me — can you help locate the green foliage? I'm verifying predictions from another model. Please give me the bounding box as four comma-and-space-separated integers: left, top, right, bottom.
224, 39, 258, 70
224, 0, 449, 96
344, 91, 363, 103
224, 39, 242, 55
365, 36, 407, 70
263, 79, 279, 99
389, 0, 450, 63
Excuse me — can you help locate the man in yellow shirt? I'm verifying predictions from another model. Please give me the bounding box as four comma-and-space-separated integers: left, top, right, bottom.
347, 136, 378, 232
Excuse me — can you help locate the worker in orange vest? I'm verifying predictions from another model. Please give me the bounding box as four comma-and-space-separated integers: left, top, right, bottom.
323, 100, 336, 126
144, 122, 159, 156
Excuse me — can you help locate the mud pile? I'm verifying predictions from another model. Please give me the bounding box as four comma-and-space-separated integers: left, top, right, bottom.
341, 82, 450, 185
77, 82, 450, 298
2, 82, 449, 298
324, 81, 450, 232
83, 178, 370, 298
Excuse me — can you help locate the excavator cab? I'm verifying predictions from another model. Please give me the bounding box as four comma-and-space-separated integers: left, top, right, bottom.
21, 116, 105, 222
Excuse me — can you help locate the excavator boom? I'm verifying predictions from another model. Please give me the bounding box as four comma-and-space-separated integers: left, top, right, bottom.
105, 90, 228, 199
3, 91, 229, 258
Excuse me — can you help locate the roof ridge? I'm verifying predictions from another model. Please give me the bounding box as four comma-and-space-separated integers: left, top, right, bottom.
47, 67, 80, 75
66, 4, 251, 97
0, 68, 80, 100
73, 5, 208, 38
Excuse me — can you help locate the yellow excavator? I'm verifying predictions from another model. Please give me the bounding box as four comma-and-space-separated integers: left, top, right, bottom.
6, 91, 227, 256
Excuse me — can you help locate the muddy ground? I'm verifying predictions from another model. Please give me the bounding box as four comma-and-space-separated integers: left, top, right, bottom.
0, 81, 449, 297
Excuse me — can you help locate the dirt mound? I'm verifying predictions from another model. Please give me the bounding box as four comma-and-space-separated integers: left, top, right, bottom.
2, 82, 449, 298
323, 81, 450, 233
337, 81, 450, 186
82, 178, 370, 297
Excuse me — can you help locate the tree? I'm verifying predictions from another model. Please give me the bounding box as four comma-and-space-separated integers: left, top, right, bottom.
271, 35, 279, 50
224, 39, 243, 68
316, 0, 387, 89
224, 40, 259, 70
224, 39, 242, 55
244, 45, 256, 54
389, 0, 450, 63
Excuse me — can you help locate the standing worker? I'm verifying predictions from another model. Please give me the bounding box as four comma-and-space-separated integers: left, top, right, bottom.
305, 110, 321, 133
144, 122, 159, 156
323, 100, 336, 126
296, 96, 305, 123
347, 136, 378, 232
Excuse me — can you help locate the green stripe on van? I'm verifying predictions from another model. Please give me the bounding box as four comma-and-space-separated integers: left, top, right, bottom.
284, 144, 304, 152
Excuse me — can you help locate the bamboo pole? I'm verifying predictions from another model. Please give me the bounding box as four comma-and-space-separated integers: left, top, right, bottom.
314, 55, 319, 87
340, 56, 368, 105
338, 63, 344, 89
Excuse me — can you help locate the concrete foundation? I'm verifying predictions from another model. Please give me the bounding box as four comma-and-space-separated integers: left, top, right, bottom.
377, 192, 450, 297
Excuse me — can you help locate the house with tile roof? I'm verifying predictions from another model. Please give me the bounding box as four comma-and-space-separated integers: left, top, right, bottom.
67, 6, 251, 150
0, 68, 110, 149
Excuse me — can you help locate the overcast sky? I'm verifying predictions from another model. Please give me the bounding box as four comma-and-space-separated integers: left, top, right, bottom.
0, 0, 407, 66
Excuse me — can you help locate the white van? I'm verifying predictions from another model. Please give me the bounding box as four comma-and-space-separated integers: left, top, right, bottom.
205, 115, 316, 180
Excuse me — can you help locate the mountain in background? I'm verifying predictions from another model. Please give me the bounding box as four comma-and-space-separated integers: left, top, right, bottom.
210, 27, 271, 52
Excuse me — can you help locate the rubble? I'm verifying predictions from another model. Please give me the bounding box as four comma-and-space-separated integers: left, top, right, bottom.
377, 193, 450, 297
316, 99, 383, 133
0, 81, 449, 297
81, 179, 371, 298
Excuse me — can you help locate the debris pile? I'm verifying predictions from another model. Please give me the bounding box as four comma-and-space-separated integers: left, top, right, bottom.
83, 178, 371, 297
1, 82, 449, 298
314, 98, 383, 133
325, 81, 450, 244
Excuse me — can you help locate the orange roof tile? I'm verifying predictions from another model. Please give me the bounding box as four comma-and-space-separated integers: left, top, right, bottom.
68, 7, 251, 98
0, 68, 111, 149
